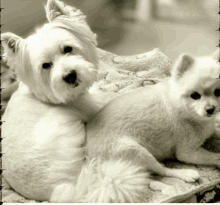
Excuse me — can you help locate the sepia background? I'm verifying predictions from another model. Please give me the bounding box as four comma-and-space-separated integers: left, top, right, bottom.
1, 0, 219, 61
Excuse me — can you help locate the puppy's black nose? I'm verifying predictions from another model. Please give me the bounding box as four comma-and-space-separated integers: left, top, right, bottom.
63, 70, 77, 84
206, 106, 215, 115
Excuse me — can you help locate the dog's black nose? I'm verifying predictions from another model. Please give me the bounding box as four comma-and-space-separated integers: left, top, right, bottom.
206, 106, 215, 115
63, 70, 77, 84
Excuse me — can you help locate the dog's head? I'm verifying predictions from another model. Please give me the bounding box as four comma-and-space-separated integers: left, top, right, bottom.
171, 50, 220, 120
1, 0, 99, 104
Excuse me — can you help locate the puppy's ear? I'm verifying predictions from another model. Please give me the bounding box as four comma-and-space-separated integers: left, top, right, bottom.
211, 49, 219, 62
1, 32, 23, 54
172, 54, 194, 78
45, 0, 86, 23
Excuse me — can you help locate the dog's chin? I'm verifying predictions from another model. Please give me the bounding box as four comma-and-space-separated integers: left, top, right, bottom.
194, 111, 217, 121
51, 79, 95, 104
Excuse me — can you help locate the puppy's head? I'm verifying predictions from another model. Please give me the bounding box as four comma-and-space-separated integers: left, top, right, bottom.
1, 0, 98, 104
171, 50, 220, 120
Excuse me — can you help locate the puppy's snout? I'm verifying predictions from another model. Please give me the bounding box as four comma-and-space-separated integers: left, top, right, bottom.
206, 106, 215, 115
63, 70, 77, 84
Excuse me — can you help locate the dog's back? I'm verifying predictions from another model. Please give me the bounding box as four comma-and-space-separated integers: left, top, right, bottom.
87, 81, 177, 160
2, 83, 86, 201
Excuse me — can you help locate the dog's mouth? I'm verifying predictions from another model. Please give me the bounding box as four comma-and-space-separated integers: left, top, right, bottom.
70, 79, 81, 88
203, 112, 217, 118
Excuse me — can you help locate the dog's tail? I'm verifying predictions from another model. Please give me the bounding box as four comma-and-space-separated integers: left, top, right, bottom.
76, 158, 149, 203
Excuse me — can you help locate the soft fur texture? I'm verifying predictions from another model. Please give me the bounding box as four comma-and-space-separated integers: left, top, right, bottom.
2, 2, 98, 104
77, 159, 149, 203
2, 0, 102, 202
80, 51, 220, 203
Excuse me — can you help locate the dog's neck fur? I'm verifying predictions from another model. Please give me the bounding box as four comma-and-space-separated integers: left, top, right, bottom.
68, 92, 103, 122
19, 82, 100, 123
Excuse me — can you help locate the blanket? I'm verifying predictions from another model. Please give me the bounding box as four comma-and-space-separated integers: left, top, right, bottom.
1, 48, 220, 203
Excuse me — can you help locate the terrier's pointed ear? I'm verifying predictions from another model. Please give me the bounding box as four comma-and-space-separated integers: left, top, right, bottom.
172, 54, 194, 78
45, 0, 64, 22
211, 49, 219, 62
45, 0, 86, 22
1, 32, 23, 53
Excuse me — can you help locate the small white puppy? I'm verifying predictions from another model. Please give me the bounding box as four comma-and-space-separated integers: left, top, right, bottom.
2, 0, 100, 202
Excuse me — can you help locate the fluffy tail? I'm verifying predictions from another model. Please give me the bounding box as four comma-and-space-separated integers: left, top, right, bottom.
76, 159, 149, 203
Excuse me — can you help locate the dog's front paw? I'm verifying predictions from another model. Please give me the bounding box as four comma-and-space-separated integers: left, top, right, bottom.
183, 169, 200, 183
175, 169, 200, 183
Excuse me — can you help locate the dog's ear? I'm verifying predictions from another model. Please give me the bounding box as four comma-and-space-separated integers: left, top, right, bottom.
172, 54, 194, 78
1, 32, 24, 72
45, 0, 86, 23
1, 32, 23, 54
211, 49, 219, 62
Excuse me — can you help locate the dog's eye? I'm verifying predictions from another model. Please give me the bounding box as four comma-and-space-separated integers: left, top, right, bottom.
214, 89, 220, 97
191, 92, 201, 100
42, 63, 52, 69
64, 46, 72, 54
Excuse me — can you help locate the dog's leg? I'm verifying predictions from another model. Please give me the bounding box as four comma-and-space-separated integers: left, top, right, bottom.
176, 147, 220, 169
115, 137, 200, 182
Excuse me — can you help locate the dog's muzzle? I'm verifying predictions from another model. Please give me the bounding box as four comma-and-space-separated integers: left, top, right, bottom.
63, 70, 77, 85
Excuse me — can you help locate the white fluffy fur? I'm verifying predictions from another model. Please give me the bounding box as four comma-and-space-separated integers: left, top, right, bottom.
1, 0, 101, 202
76, 159, 149, 203
2, 20, 98, 104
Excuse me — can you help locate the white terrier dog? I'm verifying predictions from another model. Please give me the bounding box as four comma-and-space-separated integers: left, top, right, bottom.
2, 0, 101, 202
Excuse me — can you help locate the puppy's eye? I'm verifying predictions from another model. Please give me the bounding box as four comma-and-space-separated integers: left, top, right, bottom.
42, 63, 52, 69
64, 46, 72, 54
191, 92, 201, 100
214, 89, 220, 97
